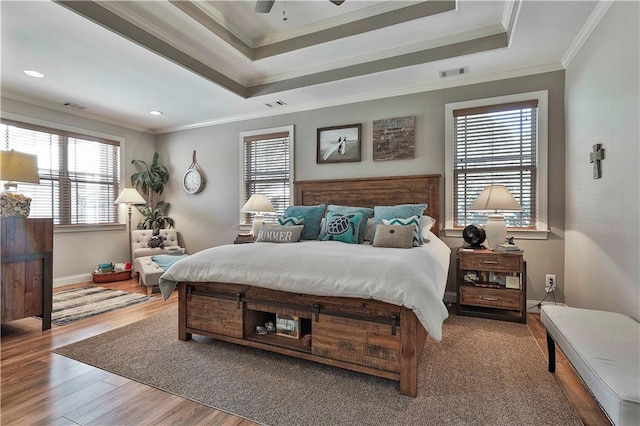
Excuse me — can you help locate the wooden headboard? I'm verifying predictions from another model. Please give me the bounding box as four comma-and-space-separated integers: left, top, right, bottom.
294, 175, 441, 232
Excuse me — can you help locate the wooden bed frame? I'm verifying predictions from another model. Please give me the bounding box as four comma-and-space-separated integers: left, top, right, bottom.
178, 175, 441, 397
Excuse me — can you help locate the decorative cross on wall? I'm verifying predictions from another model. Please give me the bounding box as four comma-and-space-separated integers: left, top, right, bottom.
590, 144, 605, 179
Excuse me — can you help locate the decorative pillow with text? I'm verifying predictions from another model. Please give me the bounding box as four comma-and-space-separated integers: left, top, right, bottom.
256, 225, 304, 243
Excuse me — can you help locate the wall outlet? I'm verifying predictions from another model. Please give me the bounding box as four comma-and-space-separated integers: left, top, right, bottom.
545, 274, 556, 293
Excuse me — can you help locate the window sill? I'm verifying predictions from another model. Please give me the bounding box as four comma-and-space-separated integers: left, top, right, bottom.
54, 223, 126, 234
443, 228, 550, 240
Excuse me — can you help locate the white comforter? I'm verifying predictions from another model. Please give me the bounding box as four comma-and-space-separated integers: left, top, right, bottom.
159, 235, 451, 341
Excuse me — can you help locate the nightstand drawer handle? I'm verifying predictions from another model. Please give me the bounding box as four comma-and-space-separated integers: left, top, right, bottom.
480, 296, 500, 301
480, 260, 500, 265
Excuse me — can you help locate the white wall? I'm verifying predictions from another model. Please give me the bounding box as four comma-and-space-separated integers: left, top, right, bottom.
155, 71, 567, 300
564, 2, 640, 320
1, 97, 156, 286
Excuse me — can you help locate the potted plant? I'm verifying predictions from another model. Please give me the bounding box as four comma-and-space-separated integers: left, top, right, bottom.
130, 153, 174, 229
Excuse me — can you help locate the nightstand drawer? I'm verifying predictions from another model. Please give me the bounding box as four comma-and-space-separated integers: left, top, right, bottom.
460, 285, 520, 310
460, 253, 521, 272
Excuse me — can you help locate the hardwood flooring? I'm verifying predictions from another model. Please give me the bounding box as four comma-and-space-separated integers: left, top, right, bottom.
1, 279, 609, 425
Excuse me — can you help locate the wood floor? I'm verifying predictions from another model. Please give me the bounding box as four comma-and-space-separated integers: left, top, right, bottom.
1, 279, 610, 425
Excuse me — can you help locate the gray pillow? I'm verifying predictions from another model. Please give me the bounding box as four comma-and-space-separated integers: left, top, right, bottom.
372, 224, 415, 248
256, 225, 304, 243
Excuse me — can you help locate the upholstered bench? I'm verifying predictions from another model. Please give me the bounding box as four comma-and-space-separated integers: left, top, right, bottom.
541, 305, 640, 426
131, 229, 185, 294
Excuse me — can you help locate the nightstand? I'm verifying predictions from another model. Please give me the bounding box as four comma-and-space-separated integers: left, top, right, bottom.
456, 248, 527, 323
234, 234, 255, 244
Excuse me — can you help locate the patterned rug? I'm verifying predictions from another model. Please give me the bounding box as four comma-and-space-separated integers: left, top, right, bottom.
52, 286, 155, 326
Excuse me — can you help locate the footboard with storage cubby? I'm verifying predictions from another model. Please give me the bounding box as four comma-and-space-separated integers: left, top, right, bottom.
178, 281, 427, 397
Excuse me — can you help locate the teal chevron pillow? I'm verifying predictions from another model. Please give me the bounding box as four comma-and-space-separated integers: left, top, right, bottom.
284, 204, 326, 240
326, 205, 373, 244
382, 216, 421, 246
321, 212, 363, 244
374, 204, 427, 244
278, 216, 304, 226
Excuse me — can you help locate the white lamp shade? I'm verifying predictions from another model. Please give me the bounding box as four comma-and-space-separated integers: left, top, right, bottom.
241, 193, 275, 213
469, 185, 522, 212
0, 150, 40, 184
114, 188, 146, 205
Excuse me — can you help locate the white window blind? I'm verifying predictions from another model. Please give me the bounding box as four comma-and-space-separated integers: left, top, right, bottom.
453, 100, 538, 229
242, 131, 292, 223
1, 119, 121, 225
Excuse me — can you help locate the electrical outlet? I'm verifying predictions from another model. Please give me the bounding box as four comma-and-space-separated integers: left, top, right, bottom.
545, 274, 556, 293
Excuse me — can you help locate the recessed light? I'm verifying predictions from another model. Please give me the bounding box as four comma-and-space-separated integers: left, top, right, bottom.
149, 110, 163, 116
23, 69, 45, 78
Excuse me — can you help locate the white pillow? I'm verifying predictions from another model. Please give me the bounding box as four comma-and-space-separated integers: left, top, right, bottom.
420, 215, 436, 238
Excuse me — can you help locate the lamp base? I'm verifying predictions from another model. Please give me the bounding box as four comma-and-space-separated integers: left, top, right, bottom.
0, 191, 32, 217
484, 214, 507, 249
251, 214, 265, 237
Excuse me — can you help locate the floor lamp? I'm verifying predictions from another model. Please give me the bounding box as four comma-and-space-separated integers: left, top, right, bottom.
114, 188, 146, 265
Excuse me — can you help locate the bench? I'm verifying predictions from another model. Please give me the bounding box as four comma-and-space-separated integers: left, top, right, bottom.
541, 305, 640, 426
131, 229, 185, 294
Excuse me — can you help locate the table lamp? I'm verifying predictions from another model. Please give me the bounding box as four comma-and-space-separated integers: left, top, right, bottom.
469, 185, 522, 249
241, 193, 275, 236
115, 188, 146, 264
0, 149, 40, 217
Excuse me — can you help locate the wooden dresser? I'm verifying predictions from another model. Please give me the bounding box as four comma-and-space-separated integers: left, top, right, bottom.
1, 217, 53, 330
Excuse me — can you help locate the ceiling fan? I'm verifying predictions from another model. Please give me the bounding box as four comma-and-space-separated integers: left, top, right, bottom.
255, 0, 345, 14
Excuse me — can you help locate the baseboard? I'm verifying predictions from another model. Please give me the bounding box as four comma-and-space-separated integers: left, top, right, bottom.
444, 291, 456, 304
526, 299, 566, 313
54, 273, 92, 288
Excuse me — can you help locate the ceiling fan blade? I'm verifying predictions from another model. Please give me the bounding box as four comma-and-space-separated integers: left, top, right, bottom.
255, 0, 275, 13
329, 0, 346, 5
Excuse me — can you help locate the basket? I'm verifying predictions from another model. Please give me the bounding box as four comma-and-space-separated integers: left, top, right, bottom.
92, 269, 132, 283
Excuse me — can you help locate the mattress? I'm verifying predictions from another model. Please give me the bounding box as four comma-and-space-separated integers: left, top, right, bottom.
159, 233, 451, 341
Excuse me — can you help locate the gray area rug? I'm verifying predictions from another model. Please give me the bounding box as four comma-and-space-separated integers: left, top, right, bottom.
54, 310, 581, 425
52, 286, 155, 326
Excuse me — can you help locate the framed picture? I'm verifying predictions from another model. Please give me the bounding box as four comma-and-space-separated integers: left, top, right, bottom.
489, 271, 508, 286
373, 116, 415, 161
317, 124, 361, 164
276, 314, 301, 339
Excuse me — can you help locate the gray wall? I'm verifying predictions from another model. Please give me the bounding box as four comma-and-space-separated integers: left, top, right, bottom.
1, 97, 156, 286
564, 2, 640, 320
156, 71, 566, 301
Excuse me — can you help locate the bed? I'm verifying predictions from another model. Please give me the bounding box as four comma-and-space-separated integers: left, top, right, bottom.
159, 175, 450, 397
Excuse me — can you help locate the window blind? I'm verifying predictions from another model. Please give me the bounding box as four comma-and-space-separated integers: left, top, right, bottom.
1, 119, 120, 225
453, 100, 538, 229
242, 131, 291, 223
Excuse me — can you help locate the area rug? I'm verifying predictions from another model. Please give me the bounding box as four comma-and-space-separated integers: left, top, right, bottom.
52, 286, 155, 326
54, 310, 581, 425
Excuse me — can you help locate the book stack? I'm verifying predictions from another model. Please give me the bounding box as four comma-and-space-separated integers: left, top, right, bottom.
495, 243, 521, 252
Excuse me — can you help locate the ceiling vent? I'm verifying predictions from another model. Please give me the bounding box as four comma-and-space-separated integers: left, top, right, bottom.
439, 67, 468, 78
62, 102, 87, 110
265, 100, 287, 108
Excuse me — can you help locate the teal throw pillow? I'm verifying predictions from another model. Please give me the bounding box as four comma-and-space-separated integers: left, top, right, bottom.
373, 204, 427, 244
326, 205, 373, 244
321, 212, 363, 244
278, 216, 304, 226
284, 204, 326, 240
382, 216, 421, 246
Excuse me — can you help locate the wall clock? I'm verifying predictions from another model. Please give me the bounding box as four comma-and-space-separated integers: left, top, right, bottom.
182, 150, 205, 194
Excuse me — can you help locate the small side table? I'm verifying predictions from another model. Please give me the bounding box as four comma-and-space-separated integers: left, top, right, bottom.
456, 248, 527, 323
234, 234, 255, 244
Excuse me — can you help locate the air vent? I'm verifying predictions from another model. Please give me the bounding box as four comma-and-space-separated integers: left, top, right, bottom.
62, 102, 87, 110
265, 100, 287, 108
439, 67, 468, 78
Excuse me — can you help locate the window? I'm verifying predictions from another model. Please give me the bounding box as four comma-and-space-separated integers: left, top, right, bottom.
1, 119, 121, 226
445, 91, 548, 238
240, 125, 294, 224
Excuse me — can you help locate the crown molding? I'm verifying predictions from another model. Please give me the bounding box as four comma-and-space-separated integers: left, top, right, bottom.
561, 0, 614, 68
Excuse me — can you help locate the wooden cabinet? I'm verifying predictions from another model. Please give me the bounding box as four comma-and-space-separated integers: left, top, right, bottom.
456, 248, 526, 323
1, 217, 53, 330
